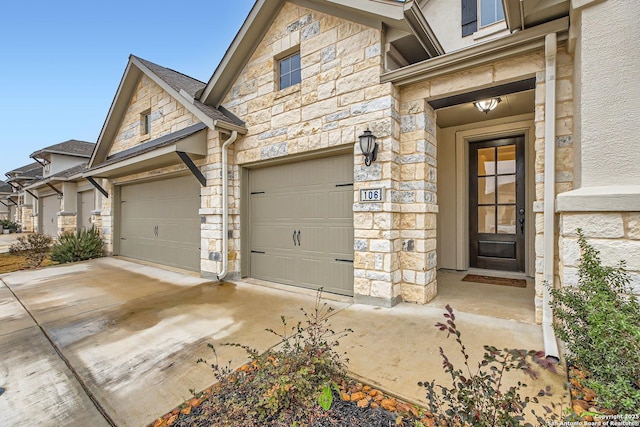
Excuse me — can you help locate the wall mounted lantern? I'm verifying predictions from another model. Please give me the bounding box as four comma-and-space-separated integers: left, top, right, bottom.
359, 129, 378, 167
473, 97, 501, 114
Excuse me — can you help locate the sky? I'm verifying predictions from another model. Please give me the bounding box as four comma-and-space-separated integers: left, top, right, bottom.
0, 0, 256, 177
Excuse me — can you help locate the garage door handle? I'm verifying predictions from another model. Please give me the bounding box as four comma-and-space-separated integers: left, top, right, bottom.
293, 230, 297, 246
296, 230, 301, 246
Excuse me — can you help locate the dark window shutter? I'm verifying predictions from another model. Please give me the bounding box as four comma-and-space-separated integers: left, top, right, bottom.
462, 0, 478, 37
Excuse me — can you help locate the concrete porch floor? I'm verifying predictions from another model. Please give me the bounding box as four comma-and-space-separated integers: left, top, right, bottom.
433, 269, 536, 324
0, 258, 566, 426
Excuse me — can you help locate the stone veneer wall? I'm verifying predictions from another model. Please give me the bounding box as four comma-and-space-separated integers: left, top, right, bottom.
215, 3, 405, 305
21, 207, 34, 232
397, 95, 438, 303
533, 45, 574, 322
58, 213, 76, 236
559, 213, 640, 296
396, 46, 574, 317
108, 75, 200, 156
98, 73, 207, 257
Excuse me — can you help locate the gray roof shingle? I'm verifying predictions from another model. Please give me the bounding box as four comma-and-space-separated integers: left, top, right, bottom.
0, 180, 12, 193
87, 122, 207, 172
6, 162, 42, 178
30, 140, 95, 159
133, 56, 245, 127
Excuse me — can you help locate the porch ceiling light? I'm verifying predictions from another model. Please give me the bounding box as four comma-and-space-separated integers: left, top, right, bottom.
473, 97, 501, 114
359, 129, 378, 167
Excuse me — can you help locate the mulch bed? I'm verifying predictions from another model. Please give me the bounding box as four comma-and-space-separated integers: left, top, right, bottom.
150, 374, 436, 427
568, 366, 620, 425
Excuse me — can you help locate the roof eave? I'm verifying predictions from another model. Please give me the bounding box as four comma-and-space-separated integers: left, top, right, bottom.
403, 1, 445, 57
200, 0, 285, 107
90, 59, 138, 168
381, 17, 569, 87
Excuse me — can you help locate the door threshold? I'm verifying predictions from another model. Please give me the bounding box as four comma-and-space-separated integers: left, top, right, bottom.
465, 267, 531, 279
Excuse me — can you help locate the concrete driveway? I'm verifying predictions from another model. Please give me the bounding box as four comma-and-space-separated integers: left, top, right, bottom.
0, 232, 21, 254
0, 258, 567, 426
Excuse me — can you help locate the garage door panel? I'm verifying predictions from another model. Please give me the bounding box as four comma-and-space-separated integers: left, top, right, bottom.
251, 253, 295, 283
250, 154, 354, 296
78, 190, 94, 231
41, 195, 60, 237
119, 175, 200, 271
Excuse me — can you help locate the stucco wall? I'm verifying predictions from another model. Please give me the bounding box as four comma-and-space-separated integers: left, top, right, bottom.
108, 76, 200, 156
45, 154, 86, 177
574, 0, 640, 187
421, 0, 510, 53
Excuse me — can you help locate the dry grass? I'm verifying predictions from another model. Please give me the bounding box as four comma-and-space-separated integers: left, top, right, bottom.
0, 252, 55, 274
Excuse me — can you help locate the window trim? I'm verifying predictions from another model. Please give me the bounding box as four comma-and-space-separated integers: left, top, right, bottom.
478, 0, 505, 28
141, 109, 152, 135
278, 52, 301, 91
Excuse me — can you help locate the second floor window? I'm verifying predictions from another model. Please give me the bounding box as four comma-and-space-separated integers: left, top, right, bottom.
480, 0, 505, 27
279, 53, 301, 90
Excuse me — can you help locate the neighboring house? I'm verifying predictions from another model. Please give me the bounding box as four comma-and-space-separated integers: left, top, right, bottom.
85, 0, 639, 358
23, 140, 97, 237
0, 180, 12, 220
4, 162, 42, 231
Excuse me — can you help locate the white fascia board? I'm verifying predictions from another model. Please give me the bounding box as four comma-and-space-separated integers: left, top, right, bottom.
90, 60, 139, 168
84, 130, 207, 179
381, 17, 569, 86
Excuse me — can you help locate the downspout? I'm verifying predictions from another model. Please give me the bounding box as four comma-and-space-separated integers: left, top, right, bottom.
542, 32, 560, 361
216, 130, 238, 281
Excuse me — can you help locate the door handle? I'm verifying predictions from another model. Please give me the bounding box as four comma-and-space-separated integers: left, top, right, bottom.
296, 230, 301, 246
519, 218, 525, 235
293, 230, 297, 246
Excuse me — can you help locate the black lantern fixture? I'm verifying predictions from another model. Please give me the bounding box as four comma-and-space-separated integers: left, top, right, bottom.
359, 129, 378, 167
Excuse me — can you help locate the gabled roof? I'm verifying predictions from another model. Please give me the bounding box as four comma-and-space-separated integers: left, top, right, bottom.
90, 55, 246, 168
30, 140, 95, 160
23, 162, 89, 191
5, 162, 41, 179
199, 0, 442, 107
0, 180, 12, 194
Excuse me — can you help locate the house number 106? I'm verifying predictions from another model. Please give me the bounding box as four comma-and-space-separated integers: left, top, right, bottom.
360, 188, 383, 202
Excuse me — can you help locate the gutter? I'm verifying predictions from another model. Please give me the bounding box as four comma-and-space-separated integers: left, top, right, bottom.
542, 32, 560, 361
216, 131, 238, 281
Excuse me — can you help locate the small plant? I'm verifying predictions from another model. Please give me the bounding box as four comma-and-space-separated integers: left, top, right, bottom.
418, 305, 559, 426
50, 227, 104, 264
196, 290, 352, 424
549, 231, 640, 413
1, 220, 19, 233
9, 233, 53, 268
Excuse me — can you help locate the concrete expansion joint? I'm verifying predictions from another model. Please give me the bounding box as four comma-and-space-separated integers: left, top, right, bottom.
1, 278, 117, 427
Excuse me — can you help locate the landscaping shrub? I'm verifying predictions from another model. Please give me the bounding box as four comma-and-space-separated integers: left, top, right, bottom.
418, 304, 559, 426
196, 291, 352, 424
549, 231, 640, 413
50, 227, 104, 264
1, 220, 19, 233
9, 233, 53, 268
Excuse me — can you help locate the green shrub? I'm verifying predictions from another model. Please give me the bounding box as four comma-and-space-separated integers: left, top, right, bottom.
9, 233, 53, 268
418, 305, 559, 426
549, 231, 640, 413
1, 220, 19, 232
50, 227, 104, 264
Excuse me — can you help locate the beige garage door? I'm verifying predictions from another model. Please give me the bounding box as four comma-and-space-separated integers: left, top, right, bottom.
119, 175, 201, 271
249, 154, 354, 296
77, 190, 94, 231
41, 195, 59, 237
